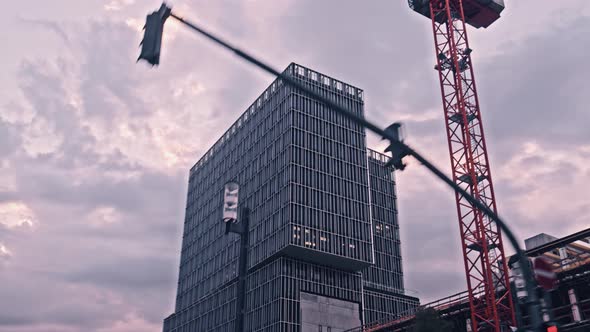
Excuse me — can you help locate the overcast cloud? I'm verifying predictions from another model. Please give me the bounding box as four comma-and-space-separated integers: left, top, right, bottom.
1, 1, 589, 331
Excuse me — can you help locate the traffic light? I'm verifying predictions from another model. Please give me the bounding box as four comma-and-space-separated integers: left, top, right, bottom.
138, 3, 172, 66
546, 325, 558, 332
383, 122, 409, 170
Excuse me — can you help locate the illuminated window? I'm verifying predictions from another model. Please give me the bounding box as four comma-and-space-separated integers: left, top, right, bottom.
336, 82, 343, 90
322, 76, 330, 86
310, 72, 318, 81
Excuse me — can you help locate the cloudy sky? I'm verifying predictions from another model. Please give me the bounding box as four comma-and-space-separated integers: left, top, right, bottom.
1, 0, 589, 331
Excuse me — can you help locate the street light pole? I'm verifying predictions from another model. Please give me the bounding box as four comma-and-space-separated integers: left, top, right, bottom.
225, 208, 250, 332
223, 182, 250, 332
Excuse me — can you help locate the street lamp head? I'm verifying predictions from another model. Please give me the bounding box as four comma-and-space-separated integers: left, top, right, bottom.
384, 122, 408, 171
137, 3, 172, 66
222, 181, 239, 223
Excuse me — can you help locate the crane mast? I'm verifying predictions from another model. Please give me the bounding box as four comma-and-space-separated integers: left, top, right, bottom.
426, 0, 515, 330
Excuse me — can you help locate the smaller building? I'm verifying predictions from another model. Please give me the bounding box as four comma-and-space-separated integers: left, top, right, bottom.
512, 228, 590, 331
350, 228, 590, 332
525, 233, 558, 251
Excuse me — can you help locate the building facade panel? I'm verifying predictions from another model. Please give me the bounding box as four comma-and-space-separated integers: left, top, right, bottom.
363, 150, 405, 294
286, 66, 373, 270
245, 257, 363, 332
363, 289, 419, 327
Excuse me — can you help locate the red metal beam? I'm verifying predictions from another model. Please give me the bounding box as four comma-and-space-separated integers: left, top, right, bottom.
427, 0, 515, 330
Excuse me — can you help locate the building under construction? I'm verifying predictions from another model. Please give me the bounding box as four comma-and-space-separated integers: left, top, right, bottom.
347, 228, 590, 331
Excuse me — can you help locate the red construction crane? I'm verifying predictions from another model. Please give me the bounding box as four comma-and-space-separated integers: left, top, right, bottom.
408, 0, 516, 331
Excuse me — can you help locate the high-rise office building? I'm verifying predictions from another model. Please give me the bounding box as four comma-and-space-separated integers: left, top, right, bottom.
163, 63, 418, 332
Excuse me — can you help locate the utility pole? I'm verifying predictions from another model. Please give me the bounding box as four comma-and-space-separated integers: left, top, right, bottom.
222, 182, 250, 332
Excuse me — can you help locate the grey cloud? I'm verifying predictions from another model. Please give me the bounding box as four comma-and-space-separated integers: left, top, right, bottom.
481, 17, 590, 153
17, 16, 70, 44
0, 117, 21, 157
397, 175, 465, 302
77, 21, 154, 120
64, 256, 177, 291
1, 2, 589, 331
0, 312, 33, 327
0, 19, 190, 332
15, 166, 185, 218
0, 273, 130, 329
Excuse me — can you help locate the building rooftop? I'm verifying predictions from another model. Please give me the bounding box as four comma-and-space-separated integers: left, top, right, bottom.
190, 63, 364, 174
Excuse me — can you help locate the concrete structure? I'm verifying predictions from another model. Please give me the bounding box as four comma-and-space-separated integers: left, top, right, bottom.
301, 292, 361, 332
525, 233, 559, 250
162, 63, 418, 332
350, 228, 590, 332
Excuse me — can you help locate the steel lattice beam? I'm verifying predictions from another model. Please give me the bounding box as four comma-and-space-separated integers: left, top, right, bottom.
428, 0, 515, 330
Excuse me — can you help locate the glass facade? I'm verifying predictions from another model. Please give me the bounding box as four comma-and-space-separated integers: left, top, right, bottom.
163, 63, 418, 332
364, 150, 404, 293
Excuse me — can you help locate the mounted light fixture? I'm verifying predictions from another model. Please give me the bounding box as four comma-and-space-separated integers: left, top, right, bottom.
222, 181, 239, 223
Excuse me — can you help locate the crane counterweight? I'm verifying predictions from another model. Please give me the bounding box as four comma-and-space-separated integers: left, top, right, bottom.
408, 0, 505, 28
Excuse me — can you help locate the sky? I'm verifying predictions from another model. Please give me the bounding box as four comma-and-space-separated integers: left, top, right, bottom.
1, 1, 589, 331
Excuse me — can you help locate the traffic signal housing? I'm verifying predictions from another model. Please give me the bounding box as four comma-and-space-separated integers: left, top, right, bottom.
138, 3, 172, 66
384, 122, 409, 170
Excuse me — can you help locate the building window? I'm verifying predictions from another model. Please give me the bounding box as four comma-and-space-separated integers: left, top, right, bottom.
322, 76, 330, 86
310, 72, 318, 81
336, 82, 343, 90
